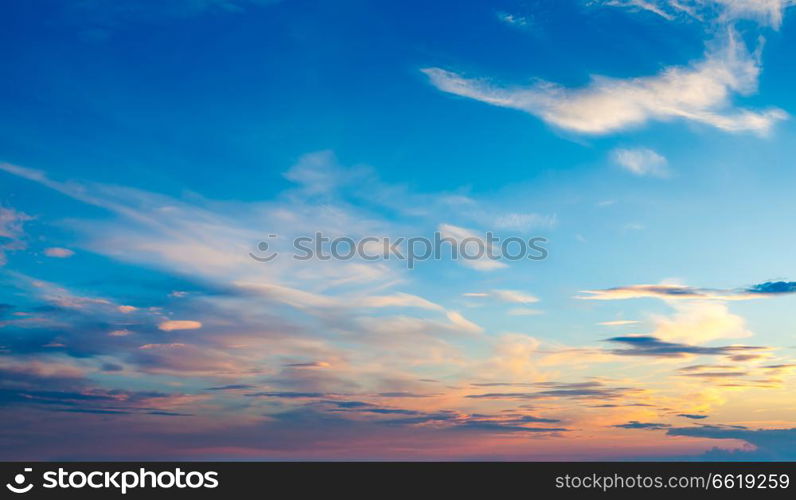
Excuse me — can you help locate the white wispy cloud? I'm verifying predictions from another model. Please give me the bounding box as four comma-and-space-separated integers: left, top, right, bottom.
612, 147, 670, 177
496, 11, 533, 28
463, 290, 540, 311
601, 0, 677, 20
423, 29, 785, 135
0, 156, 495, 352
716, 0, 795, 28
598, 0, 795, 28
492, 213, 557, 231
437, 223, 508, 271
491, 290, 540, 304
599, 320, 641, 326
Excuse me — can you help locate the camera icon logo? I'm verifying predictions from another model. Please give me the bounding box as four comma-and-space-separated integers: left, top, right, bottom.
6, 468, 33, 494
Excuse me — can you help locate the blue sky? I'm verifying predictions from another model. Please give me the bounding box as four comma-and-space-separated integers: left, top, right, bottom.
1, 0, 796, 460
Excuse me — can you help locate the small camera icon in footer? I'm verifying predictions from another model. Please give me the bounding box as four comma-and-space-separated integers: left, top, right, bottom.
6, 468, 34, 494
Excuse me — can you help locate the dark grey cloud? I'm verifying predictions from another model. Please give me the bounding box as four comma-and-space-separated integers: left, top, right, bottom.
327, 400, 373, 409
605, 336, 766, 358
745, 281, 796, 295
452, 421, 568, 434
467, 390, 616, 400
513, 414, 561, 424
0, 366, 187, 417
667, 426, 796, 461
206, 384, 256, 391
679, 364, 733, 372
0, 403, 568, 461
467, 381, 638, 401
245, 391, 329, 398
320, 399, 567, 434
677, 414, 709, 420
613, 421, 670, 430
728, 353, 766, 362
762, 364, 796, 372
381, 411, 567, 434
679, 371, 748, 378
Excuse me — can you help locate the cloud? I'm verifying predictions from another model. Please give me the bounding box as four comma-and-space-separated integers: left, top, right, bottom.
0, 206, 32, 266
284, 361, 332, 369
679, 370, 748, 377
25, 277, 112, 311
496, 11, 533, 28
577, 280, 796, 301
445, 311, 484, 334
761, 363, 796, 374
599, 0, 796, 29
376, 392, 434, 398
0, 206, 32, 241
205, 384, 256, 391
282, 150, 371, 196
613, 421, 671, 430
492, 212, 557, 231
612, 148, 670, 177
2, 154, 792, 459
715, 0, 796, 28
727, 353, 766, 362
133, 342, 255, 377
466, 381, 642, 401
604, 335, 766, 357
246, 391, 328, 399
650, 301, 751, 343
466, 289, 540, 304
0, 155, 539, 290
0, 361, 199, 416
667, 426, 796, 460
369, 408, 568, 434
474, 334, 544, 381
491, 290, 540, 304
43, 247, 75, 258
578, 283, 731, 300
236, 396, 569, 434
745, 281, 796, 295
358, 293, 445, 311
678, 413, 709, 419
602, 0, 678, 20
423, 30, 786, 135
157, 320, 202, 332
437, 223, 507, 271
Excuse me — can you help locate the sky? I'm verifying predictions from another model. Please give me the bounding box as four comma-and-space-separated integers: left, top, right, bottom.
1, 0, 796, 460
